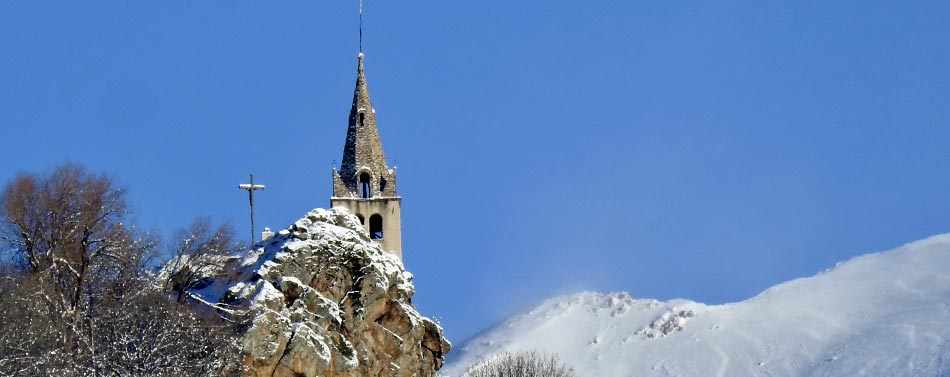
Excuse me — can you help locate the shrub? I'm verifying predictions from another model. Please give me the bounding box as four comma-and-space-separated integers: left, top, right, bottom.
464, 350, 575, 377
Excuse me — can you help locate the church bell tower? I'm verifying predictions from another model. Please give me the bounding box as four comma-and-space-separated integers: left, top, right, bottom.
331, 53, 402, 259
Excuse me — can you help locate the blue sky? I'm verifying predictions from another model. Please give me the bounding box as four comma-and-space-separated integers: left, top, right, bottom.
2, 2, 950, 343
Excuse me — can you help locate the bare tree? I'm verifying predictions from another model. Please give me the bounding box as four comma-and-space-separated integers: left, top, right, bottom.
162, 217, 240, 305
0, 163, 243, 376
463, 351, 576, 377
1, 163, 135, 364
87, 288, 243, 376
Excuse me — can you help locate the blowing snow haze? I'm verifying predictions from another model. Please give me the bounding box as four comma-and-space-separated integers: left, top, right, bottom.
444, 236, 950, 376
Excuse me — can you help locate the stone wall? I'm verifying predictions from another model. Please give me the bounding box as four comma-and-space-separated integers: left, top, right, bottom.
330, 197, 402, 259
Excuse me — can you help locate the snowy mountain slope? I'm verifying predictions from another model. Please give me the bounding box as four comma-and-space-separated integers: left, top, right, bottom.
442, 235, 950, 377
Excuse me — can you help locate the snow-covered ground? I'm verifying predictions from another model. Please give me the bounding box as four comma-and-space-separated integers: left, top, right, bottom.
442, 235, 950, 377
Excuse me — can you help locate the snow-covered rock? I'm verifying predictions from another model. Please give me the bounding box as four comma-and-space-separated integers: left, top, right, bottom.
443, 235, 950, 377
196, 207, 450, 377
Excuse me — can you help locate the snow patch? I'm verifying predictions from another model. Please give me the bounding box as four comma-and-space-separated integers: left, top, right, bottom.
444, 234, 950, 377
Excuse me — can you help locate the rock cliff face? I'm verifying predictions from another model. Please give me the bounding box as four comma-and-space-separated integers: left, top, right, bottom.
201, 208, 449, 377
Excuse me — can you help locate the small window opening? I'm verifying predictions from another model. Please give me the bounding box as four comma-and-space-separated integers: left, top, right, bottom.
359, 112, 365, 127
356, 214, 365, 225
359, 173, 371, 198
369, 214, 383, 240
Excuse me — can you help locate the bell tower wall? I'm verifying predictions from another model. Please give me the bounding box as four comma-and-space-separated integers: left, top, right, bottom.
331, 197, 402, 259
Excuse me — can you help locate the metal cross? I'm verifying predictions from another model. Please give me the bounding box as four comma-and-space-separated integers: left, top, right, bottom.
238, 174, 266, 246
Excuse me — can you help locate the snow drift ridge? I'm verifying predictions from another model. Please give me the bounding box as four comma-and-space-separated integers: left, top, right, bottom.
444, 235, 950, 377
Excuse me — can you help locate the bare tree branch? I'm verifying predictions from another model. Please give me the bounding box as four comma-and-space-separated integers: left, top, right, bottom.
0, 163, 244, 375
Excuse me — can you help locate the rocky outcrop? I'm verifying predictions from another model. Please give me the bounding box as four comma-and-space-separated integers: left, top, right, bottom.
201, 207, 449, 377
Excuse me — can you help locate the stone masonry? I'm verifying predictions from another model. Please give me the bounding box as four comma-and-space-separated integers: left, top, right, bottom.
331, 53, 402, 259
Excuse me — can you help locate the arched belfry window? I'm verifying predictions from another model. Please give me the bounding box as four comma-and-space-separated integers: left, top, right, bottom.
356, 214, 365, 225
369, 214, 383, 240
359, 173, 371, 198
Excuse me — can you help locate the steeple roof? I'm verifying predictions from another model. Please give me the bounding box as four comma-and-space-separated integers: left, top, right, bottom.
337, 53, 390, 187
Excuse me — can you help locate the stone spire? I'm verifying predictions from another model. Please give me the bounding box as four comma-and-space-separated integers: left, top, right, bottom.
330, 53, 403, 258
332, 53, 397, 198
